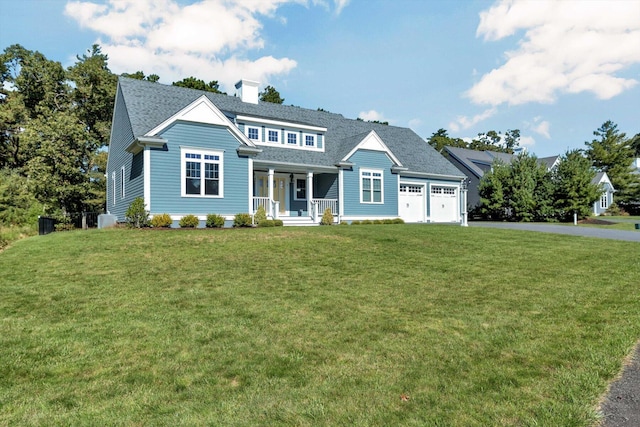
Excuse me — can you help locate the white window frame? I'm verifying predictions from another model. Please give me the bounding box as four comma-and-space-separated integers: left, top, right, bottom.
304, 133, 316, 147
360, 168, 384, 204
286, 131, 298, 145
181, 148, 224, 198
246, 126, 261, 141
267, 129, 279, 143
294, 177, 307, 201
121, 166, 126, 199
112, 171, 116, 206
600, 192, 608, 209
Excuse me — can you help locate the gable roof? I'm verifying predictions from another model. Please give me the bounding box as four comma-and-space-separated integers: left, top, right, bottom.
116, 77, 464, 178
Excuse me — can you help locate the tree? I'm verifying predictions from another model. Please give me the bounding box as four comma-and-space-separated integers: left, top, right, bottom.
121, 71, 160, 82
585, 121, 639, 205
172, 77, 225, 94
552, 149, 601, 220
67, 45, 117, 148
630, 133, 640, 157
259, 85, 284, 104
478, 160, 510, 220
427, 128, 467, 153
478, 153, 553, 222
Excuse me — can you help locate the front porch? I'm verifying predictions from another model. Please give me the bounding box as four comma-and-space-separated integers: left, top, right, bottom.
252, 169, 339, 225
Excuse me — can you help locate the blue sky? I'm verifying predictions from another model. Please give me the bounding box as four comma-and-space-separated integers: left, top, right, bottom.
2, 0, 639, 157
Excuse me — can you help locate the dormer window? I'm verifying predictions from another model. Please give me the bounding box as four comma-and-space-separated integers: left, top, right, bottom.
267, 129, 279, 143
305, 134, 316, 147
247, 126, 260, 141
287, 132, 298, 145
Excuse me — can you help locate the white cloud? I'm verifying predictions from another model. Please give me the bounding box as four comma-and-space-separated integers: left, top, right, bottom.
468, 0, 640, 106
408, 118, 422, 129
519, 135, 535, 148
448, 107, 497, 132
359, 109, 389, 123
64, 0, 347, 90
532, 119, 550, 139
334, 0, 351, 15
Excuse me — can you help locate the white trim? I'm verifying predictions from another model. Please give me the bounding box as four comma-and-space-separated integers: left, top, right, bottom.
360, 168, 384, 204
236, 115, 327, 133
341, 131, 403, 167
252, 160, 337, 173
248, 158, 254, 213
286, 131, 299, 146
145, 95, 256, 148
120, 166, 126, 199
143, 148, 151, 210
111, 171, 116, 206
180, 147, 224, 198
339, 169, 344, 218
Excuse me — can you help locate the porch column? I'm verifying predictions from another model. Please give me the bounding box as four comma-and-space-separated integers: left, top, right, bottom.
307, 171, 314, 218
268, 168, 275, 217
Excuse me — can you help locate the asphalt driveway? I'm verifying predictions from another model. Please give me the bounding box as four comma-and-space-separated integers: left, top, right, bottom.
469, 221, 640, 242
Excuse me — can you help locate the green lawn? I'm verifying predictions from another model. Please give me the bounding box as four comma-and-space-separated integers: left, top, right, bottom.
1, 225, 639, 426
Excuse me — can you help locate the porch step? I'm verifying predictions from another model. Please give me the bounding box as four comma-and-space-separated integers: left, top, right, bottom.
279, 216, 317, 227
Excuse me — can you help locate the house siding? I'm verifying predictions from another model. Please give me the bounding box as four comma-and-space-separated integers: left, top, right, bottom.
106, 85, 142, 220
343, 150, 397, 217
150, 121, 249, 216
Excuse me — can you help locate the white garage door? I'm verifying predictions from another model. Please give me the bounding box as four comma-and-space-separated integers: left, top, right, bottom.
399, 184, 425, 222
430, 186, 458, 223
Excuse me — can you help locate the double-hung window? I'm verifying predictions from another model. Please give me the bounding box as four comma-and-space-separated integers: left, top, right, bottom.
361, 169, 383, 203
287, 132, 298, 145
295, 178, 306, 200
182, 149, 223, 197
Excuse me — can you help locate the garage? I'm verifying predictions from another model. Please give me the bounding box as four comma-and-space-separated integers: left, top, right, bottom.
430, 185, 458, 222
398, 184, 425, 222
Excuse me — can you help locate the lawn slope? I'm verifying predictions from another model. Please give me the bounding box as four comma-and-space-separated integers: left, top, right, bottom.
1, 225, 639, 426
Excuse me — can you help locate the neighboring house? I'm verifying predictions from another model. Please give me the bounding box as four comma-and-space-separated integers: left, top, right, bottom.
592, 172, 615, 215
443, 146, 514, 209
106, 78, 467, 227
444, 146, 614, 216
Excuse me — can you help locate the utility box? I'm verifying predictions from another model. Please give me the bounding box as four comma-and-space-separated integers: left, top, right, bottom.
98, 214, 117, 229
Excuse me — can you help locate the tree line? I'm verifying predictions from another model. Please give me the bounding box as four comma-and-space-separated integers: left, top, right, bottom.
427, 123, 640, 220
0, 44, 285, 227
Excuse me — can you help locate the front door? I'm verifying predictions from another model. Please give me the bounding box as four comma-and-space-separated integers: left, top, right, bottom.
256, 174, 288, 215
273, 177, 287, 214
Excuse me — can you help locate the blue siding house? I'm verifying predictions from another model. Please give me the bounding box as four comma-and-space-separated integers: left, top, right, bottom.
106, 78, 467, 226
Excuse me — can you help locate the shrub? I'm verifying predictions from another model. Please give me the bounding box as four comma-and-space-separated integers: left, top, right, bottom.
254, 205, 267, 223
125, 197, 149, 228
179, 214, 200, 228
258, 219, 275, 227
206, 213, 225, 228
54, 216, 74, 231
383, 219, 394, 224
340, 221, 349, 225
234, 213, 253, 227
320, 208, 334, 225
273, 219, 283, 227
151, 213, 173, 228
604, 203, 628, 216
373, 219, 383, 225
351, 220, 361, 225
361, 219, 373, 225
393, 218, 405, 224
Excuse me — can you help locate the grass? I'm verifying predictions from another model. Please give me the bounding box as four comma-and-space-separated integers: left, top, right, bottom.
1, 225, 639, 426
0, 224, 37, 250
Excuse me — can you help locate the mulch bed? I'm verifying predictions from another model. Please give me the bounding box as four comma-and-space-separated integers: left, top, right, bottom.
578, 218, 617, 225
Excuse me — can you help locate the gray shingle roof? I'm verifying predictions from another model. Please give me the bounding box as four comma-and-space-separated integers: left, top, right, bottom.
117, 77, 464, 177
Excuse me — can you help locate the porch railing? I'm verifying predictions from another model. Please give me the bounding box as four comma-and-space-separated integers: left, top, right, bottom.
312, 199, 338, 215
253, 197, 279, 219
